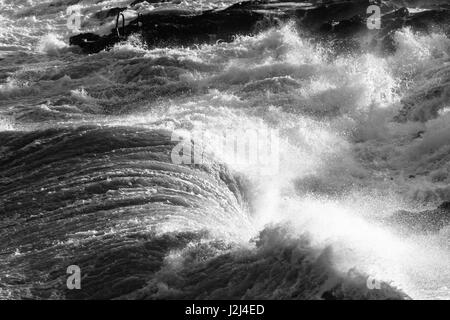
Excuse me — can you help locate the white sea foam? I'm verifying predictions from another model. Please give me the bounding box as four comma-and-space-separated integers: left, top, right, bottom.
0, 0, 449, 299
37, 33, 68, 55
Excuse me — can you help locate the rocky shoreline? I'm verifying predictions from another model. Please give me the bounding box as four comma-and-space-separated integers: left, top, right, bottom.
69, 0, 450, 54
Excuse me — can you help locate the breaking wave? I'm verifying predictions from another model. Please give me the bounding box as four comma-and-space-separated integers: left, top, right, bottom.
0, 0, 449, 300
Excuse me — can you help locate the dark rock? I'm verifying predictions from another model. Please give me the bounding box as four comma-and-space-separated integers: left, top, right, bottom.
131, 0, 170, 5
406, 8, 450, 34
69, 32, 119, 54
68, 1, 449, 56
93, 7, 127, 20
67, 0, 378, 53
438, 201, 450, 210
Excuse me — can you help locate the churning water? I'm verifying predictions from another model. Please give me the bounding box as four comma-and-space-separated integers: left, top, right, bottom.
0, 0, 449, 299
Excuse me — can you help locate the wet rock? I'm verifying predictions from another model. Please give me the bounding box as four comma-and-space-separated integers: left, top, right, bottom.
93, 7, 127, 20
69, 1, 449, 54
131, 0, 170, 5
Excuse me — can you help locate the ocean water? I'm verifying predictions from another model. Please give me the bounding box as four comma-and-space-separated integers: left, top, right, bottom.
0, 0, 449, 299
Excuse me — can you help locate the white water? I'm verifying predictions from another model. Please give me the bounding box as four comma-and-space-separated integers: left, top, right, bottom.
0, 0, 449, 299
